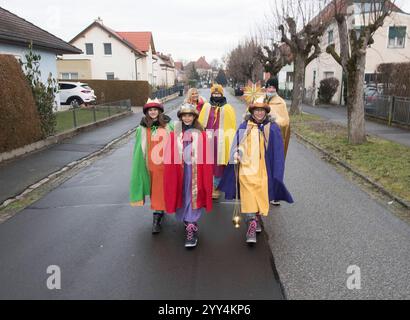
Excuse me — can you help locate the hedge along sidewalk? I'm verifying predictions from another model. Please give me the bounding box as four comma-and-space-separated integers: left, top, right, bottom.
291, 113, 410, 209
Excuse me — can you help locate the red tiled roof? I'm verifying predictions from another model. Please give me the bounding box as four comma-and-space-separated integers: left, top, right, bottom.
174, 62, 183, 71
116, 32, 155, 54
70, 21, 145, 56
195, 56, 211, 70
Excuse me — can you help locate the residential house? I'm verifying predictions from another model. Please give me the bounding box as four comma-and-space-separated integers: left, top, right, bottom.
0, 6, 82, 107
304, 1, 410, 104
278, 63, 294, 94
195, 56, 213, 85
153, 52, 176, 87
186, 56, 213, 85
59, 19, 158, 84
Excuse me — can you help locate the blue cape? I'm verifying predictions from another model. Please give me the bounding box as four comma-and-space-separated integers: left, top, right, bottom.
218, 118, 294, 203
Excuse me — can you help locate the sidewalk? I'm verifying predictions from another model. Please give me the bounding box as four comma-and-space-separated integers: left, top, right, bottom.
287, 101, 410, 148
0, 96, 184, 204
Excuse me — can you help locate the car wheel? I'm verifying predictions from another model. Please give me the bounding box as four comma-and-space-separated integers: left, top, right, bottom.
67, 97, 83, 108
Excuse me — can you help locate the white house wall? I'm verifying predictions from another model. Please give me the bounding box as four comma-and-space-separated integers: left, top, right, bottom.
63, 26, 139, 81
278, 63, 294, 92
366, 13, 410, 73
305, 10, 410, 105
0, 42, 61, 107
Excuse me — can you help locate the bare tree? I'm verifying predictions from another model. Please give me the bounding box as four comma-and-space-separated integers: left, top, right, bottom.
226, 39, 264, 85
272, 0, 329, 114
252, 11, 293, 79
256, 42, 293, 77
326, 0, 396, 144
210, 58, 222, 70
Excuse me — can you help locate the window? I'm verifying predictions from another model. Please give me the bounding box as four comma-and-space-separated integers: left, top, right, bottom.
104, 43, 112, 55
106, 72, 115, 80
354, 2, 382, 14
85, 43, 94, 55
328, 30, 334, 45
60, 73, 78, 80
59, 83, 77, 90
313, 70, 317, 86
388, 26, 406, 48
286, 72, 294, 83
365, 73, 376, 84
324, 71, 335, 79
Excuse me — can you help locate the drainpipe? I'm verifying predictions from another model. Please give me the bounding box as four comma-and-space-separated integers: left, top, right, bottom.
135, 53, 143, 81
152, 58, 158, 87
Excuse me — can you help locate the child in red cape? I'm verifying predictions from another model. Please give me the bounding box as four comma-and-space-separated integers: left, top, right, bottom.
163, 103, 213, 248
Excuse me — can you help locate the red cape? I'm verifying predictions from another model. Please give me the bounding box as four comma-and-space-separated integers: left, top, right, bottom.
163, 130, 213, 214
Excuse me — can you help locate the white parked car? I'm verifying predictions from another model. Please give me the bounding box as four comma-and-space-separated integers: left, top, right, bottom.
58, 81, 96, 107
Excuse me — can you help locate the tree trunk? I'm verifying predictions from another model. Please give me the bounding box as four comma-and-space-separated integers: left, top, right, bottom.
290, 53, 306, 115
347, 53, 367, 144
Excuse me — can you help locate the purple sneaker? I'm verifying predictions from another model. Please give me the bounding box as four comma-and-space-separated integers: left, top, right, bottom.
185, 223, 199, 248
246, 220, 257, 244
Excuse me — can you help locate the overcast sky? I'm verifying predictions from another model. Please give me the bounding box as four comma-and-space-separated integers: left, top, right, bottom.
1, 0, 409, 63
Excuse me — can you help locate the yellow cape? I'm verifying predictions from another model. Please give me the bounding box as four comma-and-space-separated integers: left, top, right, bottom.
266, 95, 290, 158
199, 102, 236, 165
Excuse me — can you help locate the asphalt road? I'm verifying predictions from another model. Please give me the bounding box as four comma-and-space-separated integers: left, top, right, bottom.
1, 88, 409, 300
0, 89, 284, 300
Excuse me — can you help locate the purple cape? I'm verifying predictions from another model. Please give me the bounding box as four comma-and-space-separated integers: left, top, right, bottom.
218, 119, 294, 203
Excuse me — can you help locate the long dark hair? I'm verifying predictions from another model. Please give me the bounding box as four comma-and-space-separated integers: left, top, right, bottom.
143, 112, 170, 128
192, 118, 204, 131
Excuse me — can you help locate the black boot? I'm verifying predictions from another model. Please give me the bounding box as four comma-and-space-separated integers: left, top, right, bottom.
152, 212, 164, 234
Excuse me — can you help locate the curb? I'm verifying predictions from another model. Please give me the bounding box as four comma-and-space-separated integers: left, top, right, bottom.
293, 131, 410, 210
0, 127, 137, 210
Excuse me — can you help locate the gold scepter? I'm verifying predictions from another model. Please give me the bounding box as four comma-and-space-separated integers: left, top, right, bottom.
232, 159, 241, 229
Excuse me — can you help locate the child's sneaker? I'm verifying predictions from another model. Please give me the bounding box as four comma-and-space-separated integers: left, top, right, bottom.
152, 212, 164, 234
185, 223, 199, 248
246, 219, 257, 244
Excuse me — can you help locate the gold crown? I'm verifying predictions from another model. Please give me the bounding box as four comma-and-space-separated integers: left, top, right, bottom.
177, 103, 199, 118
210, 83, 224, 95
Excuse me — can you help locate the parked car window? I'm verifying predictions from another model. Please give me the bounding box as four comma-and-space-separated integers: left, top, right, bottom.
85, 43, 94, 55
104, 43, 112, 55
59, 83, 77, 90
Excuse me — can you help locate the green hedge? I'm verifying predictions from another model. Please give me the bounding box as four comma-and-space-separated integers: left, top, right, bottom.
0, 54, 43, 153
